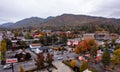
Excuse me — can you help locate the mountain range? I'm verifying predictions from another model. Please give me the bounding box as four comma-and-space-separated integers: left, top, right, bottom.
0, 14, 120, 33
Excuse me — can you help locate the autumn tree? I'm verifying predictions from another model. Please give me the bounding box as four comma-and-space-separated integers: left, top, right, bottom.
34, 53, 44, 69
101, 49, 111, 67
111, 48, 120, 68
0, 39, 7, 65
46, 52, 54, 67
19, 66, 25, 72
80, 60, 88, 72
74, 38, 98, 54
70, 59, 77, 68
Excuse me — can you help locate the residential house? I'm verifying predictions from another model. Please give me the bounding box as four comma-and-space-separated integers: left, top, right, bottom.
83, 33, 95, 40
67, 38, 81, 46
95, 31, 111, 41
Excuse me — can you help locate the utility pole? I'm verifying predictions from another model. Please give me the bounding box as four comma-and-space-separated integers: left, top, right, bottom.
11, 63, 14, 72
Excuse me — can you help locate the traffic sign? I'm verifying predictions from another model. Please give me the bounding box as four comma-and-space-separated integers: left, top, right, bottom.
6, 58, 18, 63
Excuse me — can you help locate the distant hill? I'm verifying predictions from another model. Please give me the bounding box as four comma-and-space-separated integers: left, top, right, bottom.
0, 22, 14, 28
14, 17, 44, 28
41, 14, 120, 26
0, 17, 54, 28
0, 14, 120, 34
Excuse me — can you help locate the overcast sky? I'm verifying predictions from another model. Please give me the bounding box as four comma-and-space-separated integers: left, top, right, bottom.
0, 0, 120, 24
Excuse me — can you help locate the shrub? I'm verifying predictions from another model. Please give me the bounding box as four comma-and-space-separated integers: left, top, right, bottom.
70, 60, 76, 68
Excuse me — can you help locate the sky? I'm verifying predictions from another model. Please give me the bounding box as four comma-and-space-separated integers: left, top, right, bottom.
0, 0, 120, 24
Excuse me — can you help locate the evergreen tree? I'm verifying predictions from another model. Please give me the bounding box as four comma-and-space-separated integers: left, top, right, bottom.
101, 49, 111, 67
90, 45, 97, 59
80, 61, 88, 72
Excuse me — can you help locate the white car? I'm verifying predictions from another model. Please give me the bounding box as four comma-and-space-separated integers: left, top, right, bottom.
57, 57, 63, 60
3, 64, 12, 69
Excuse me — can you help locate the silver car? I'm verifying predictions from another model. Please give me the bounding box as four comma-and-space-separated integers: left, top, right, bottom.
3, 64, 12, 69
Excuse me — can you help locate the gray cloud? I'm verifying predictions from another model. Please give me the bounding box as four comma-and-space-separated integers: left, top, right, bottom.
0, 0, 120, 24
89, 0, 120, 18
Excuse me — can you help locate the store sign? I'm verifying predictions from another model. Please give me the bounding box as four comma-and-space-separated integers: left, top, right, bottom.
6, 58, 18, 63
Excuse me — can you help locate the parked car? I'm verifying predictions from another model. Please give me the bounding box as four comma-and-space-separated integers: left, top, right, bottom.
3, 64, 12, 69
57, 56, 63, 60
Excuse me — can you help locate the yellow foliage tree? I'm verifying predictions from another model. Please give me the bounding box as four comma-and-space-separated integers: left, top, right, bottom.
1, 40, 7, 52
19, 66, 25, 72
0, 39, 6, 61
111, 48, 120, 68
71, 59, 77, 68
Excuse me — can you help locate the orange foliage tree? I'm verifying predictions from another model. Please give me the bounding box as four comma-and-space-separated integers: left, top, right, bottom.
71, 59, 77, 68
74, 38, 98, 54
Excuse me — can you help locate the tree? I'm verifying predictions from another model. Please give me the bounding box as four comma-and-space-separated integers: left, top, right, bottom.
39, 36, 45, 44
19, 66, 25, 72
101, 49, 111, 67
74, 38, 98, 54
70, 59, 76, 68
111, 39, 116, 46
60, 34, 67, 44
25, 53, 31, 60
46, 52, 54, 67
90, 45, 97, 59
20, 41, 27, 48
34, 53, 44, 69
24, 32, 33, 39
5, 39, 12, 50
111, 48, 120, 68
46, 36, 52, 45
80, 60, 88, 72
74, 45, 82, 54
0, 39, 7, 65
114, 45, 120, 50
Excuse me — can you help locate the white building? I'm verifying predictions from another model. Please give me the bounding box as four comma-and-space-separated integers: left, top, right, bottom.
67, 38, 81, 46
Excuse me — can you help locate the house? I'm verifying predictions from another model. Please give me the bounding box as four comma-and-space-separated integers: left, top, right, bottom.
95, 31, 111, 41
110, 33, 119, 39
67, 38, 81, 46
11, 40, 18, 47
39, 46, 52, 53
22, 38, 39, 44
83, 33, 95, 40
83, 69, 92, 72
29, 43, 41, 52
33, 46, 52, 54
115, 39, 120, 44
51, 44, 65, 51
